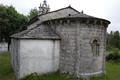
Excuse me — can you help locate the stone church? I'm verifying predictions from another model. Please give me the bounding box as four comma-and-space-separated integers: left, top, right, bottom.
10, 0, 110, 79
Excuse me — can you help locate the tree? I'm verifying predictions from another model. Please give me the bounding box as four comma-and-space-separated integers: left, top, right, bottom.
113, 31, 120, 49
0, 4, 28, 43
107, 31, 120, 49
28, 8, 39, 20
0, 4, 9, 42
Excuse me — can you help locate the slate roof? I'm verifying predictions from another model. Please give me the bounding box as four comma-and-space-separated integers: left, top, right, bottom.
37, 6, 110, 24
39, 6, 80, 17
43, 11, 110, 23
66, 13, 110, 23
11, 24, 60, 39
11, 6, 110, 39
67, 13, 96, 18
28, 6, 79, 25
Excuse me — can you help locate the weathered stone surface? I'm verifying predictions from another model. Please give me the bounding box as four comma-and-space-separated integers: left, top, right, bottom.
10, 6, 110, 79
48, 19, 108, 77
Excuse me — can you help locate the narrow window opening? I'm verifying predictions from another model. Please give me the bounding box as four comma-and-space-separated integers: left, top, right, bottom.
92, 39, 100, 56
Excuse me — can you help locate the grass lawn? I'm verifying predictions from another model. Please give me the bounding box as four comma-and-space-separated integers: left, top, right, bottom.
90, 62, 120, 80
0, 52, 16, 80
0, 52, 120, 80
106, 62, 120, 80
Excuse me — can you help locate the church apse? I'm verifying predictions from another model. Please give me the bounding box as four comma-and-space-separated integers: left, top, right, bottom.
10, 0, 110, 79
45, 17, 109, 77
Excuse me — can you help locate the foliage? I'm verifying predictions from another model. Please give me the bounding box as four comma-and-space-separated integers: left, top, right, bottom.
28, 8, 39, 20
106, 31, 120, 62
0, 4, 40, 43
0, 4, 28, 42
106, 48, 120, 62
107, 31, 120, 49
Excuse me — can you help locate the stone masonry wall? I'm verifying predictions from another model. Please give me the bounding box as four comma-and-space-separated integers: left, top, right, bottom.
76, 24, 106, 77
49, 21, 78, 75
49, 19, 107, 77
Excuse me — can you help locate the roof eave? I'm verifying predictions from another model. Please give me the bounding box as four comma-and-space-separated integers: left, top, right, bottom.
11, 37, 61, 40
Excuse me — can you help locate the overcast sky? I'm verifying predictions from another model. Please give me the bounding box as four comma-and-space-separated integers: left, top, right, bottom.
1, 0, 120, 32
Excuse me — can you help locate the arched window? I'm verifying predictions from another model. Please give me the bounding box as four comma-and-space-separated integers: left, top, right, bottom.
91, 39, 100, 56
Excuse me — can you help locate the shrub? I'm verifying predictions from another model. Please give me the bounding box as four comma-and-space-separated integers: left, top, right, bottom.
106, 48, 120, 62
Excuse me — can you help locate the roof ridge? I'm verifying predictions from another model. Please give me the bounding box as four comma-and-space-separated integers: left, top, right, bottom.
38, 6, 80, 17
28, 6, 80, 26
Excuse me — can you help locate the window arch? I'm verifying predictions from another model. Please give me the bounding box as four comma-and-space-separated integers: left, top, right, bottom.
91, 39, 100, 56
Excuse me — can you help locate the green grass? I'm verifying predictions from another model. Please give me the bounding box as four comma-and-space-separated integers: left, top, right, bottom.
21, 72, 74, 80
106, 48, 120, 55
106, 62, 120, 80
0, 52, 16, 80
0, 52, 120, 80
21, 62, 120, 80
89, 62, 120, 80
